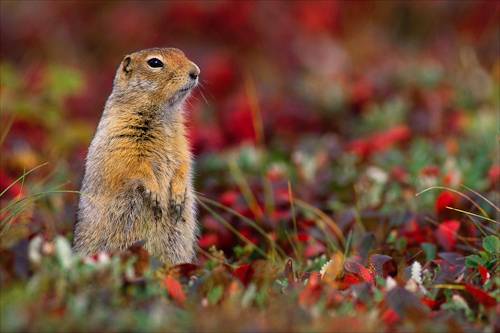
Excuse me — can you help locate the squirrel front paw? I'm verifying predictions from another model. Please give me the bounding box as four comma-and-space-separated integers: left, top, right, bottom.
145, 189, 163, 221
168, 193, 186, 224
133, 182, 163, 221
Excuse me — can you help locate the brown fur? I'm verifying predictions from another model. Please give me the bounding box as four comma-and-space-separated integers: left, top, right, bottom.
74, 48, 199, 264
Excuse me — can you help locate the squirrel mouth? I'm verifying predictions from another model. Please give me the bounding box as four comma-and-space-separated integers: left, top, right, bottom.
179, 82, 197, 93
168, 82, 197, 107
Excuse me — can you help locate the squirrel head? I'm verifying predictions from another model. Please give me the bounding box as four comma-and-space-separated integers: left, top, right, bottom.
111, 47, 200, 110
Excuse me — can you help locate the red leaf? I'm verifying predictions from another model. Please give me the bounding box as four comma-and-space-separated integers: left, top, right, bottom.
436, 220, 460, 251
465, 284, 496, 308
370, 125, 411, 153
164, 275, 186, 305
219, 190, 239, 206
239, 228, 259, 245
297, 232, 310, 243
421, 297, 441, 310
347, 125, 410, 158
342, 273, 362, 287
299, 272, 323, 306
304, 242, 326, 258
233, 264, 254, 287
478, 265, 490, 285
381, 309, 399, 326
0, 170, 25, 200
358, 266, 374, 284
435, 191, 458, 215
421, 165, 440, 177
488, 165, 500, 186
344, 261, 374, 284
199, 233, 218, 249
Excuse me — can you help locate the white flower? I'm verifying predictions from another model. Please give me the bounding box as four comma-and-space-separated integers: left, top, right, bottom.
407, 261, 428, 294
385, 276, 397, 291
28, 235, 43, 264
366, 166, 388, 184
411, 261, 423, 285
320, 259, 333, 279
55, 236, 73, 269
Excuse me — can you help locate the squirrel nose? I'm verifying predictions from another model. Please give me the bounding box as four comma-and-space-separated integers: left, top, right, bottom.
189, 71, 198, 80
189, 63, 200, 80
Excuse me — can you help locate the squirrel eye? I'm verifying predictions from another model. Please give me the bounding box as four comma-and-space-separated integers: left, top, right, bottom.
147, 58, 164, 68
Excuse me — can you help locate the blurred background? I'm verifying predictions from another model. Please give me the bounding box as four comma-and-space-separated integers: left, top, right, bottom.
1, 2, 499, 331
0, 0, 498, 253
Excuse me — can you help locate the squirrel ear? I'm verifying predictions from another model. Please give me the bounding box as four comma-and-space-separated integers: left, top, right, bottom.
122, 56, 132, 76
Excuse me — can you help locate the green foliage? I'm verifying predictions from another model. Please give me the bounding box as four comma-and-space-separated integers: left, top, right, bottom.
482, 235, 499, 255
421, 243, 436, 262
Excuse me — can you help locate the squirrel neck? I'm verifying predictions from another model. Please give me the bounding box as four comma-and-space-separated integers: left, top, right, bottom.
103, 96, 185, 129
95, 97, 187, 155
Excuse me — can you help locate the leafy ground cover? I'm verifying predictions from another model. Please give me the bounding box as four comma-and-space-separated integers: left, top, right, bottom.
1, 2, 499, 332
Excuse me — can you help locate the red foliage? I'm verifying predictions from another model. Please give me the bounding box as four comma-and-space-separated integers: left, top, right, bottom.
233, 264, 254, 287
299, 272, 323, 306
344, 261, 374, 284
391, 166, 409, 183
202, 53, 238, 99
239, 227, 260, 245
421, 166, 440, 177
219, 190, 239, 207
0, 170, 24, 199
478, 265, 490, 285
304, 242, 326, 258
341, 273, 362, 288
381, 308, 400, 326
199, 233, 219, 249
488, 165, 500, 186
347, 125, 411, 159
435, 191, 458, 216
164, 275, 187, 306
221, 93, 257, 145
350, 77, 375, 111
297, 232, 310, 243
435, 220, 460, 251
421, 297, 442, 311
401, 219, 432, 246
464, 284, 496, 308
294, 1, 340, 34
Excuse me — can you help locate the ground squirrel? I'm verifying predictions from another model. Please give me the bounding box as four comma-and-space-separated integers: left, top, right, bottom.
74, 48, 199, 264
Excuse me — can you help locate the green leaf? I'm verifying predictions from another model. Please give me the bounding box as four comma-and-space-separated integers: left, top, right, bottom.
207, 285, 224, 305
395, 237, 407, 252
483, 235, 499, 254
46, 66, 83, 100
421, 243, 436, 262
465, 254, 484, 268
